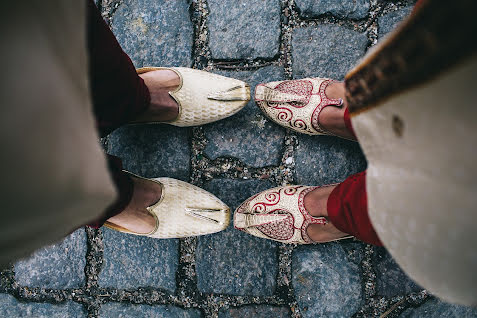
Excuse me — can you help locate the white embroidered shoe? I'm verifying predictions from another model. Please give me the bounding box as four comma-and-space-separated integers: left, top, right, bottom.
137, 67, 250, 127
234, 185, 352, 244
105, 174, 230, 238
254, 78, 343, 136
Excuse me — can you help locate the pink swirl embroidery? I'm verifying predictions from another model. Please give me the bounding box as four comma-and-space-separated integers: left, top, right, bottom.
291, 119, 307, 130
284, 187, 299, 195
276, 108, 293, 122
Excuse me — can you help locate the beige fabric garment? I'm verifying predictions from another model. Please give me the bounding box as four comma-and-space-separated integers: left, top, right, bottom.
346, 0, 477, 306
0, 1, 116, 266
353, 56, 477, 306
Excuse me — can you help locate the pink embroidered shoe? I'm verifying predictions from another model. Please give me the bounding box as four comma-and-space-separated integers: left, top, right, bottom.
254, 78, 343, 136
233, 185, 352, 244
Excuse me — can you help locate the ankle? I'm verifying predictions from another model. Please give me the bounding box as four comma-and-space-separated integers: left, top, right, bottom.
303, 185, 336, 217
318, 82, 357, 140
132, 70, 180, 123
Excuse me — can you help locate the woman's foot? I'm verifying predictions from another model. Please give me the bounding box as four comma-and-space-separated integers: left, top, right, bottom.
254, 78, 356, 140
234, 184, 351, 244
133, 69, 180, 123
106, 176, 161, 234
303, 185, 349, 242
319, 82, 356, 140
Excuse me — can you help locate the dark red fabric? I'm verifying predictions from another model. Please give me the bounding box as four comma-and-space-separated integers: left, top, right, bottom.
85, 0, 150, 228
343, 107, 357, 139
327, 171, 383, 246
86, 0, 150, 138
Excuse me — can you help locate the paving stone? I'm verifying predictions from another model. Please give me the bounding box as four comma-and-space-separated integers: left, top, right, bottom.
219, 305, 291, 318
107, 125, 190, 181
292, 25, 368, 80
99, 303, 201, 318
111, 0, 193, 67
0, 294, 85, 318
204, 66, 286, 167
292, 243, 364, 318
295, 135, 367, 185
196, 179, 277, 296
378, 6, 414, 38
98, 227, 178, 292
14, 230, 86, 289
208, 0, 281, 59
295, 0, 370, 20
373, 247, 422, 297
400, 297, 477, 318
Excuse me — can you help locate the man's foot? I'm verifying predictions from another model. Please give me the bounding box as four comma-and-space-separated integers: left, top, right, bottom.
304, 185, 350, 242
133, 69, 180, 123
106, 176, 161, 234
107, 176, 230, 238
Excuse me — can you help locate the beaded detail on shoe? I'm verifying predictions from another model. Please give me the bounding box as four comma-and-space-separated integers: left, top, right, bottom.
255, 78, 343, 136
233, 185, 329, 244
137, 67, 250, 127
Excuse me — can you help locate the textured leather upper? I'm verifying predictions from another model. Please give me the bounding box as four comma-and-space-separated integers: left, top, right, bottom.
148, 177, 230, 238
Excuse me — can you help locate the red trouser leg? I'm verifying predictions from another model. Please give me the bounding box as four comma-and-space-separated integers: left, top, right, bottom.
327, 171, 383, 246
330, 109, 382, 245
85, 0, 151, 227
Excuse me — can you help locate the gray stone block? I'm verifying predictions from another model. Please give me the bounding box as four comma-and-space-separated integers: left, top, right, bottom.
208, 0, 281, 59
111, 0, 193, 67
196, 179, 278, 296
292, 25, 368, 80
204, 67, 286, 167
99, 303, 201, 318
295, 0, 370, 20
107, 125, 190, 181
98, 227, 178, 292
0, 294, 85, 318
378, 6, 414, 38
14, 229, 86, 289
295, 135, 366, 185
292, 243, 364, 318
373, 247, 422, 297
400, 298, 477, 318
219, 305, 291, 318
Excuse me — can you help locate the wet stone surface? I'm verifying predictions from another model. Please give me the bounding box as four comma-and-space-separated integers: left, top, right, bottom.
208, 0, 281, 59
378, 6, 414, 38
14, 230, 86, 289
400, 297, 477, 318
204, 66, 286, 167
218, 305, 291, 318
0, 294, 86, 318
111, 0, 193, 67
292, 25, 368, 80
295, 135, 367, 185
196, 179, 277, 296
292, 243, 364, 318
295, 0, 370, 20
99, 303, 201, 318
373, 247, 422, 297
107, 125, 190, 181
98, 227, 178, 292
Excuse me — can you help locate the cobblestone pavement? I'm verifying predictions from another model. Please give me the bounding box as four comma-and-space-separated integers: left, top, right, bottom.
2, 1, 477, 317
